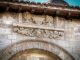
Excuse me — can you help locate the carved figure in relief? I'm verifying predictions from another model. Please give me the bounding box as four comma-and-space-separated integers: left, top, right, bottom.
46, 15, 53, 26
49, 31, 64, 39
32, 15, 45, 25
18, 28, 25, 34
53, 31, 59, 39
28, 28, 34, 37
59, 32, 64, 36
22, 12, 56, 27
49, 31, 54, 39
24, 28, 29, 36
23, 12, 33, 24
11, 12, 18, 19
35, 29, 43, 38
23, 12, 27, 20
58, 17, 65, 28
33, 19, 44, 25
43, 30, 50, 38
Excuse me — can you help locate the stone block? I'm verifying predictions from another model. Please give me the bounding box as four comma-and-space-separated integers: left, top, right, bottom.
73, 48, 80, 54
0, 34, 7, 39
8, 34, 17, 40
0, 28, 12, 34
64, 47, 73, 53
70, 41, 80, 48
17, 34, 25, 40
5, 28, 12, 34
0, 28, 6, 34
0, 39, 11, 45
0, 39, 11, 52
57, 40, 70, 48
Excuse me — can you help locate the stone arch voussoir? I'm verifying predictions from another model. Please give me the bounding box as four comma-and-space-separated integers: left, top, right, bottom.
0, 40, 75, 60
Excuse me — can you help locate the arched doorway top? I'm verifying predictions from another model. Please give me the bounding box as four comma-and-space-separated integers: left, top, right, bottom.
10, 49, 62, 60
0, 40, 75, 60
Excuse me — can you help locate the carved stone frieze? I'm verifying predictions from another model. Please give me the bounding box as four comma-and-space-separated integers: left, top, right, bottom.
19, 12, 66, 29
13, 27, 64, 39
13, 12, 65, 39
22, 12, 54, 27
46, 15, 54, 26
22, 12, 33, 24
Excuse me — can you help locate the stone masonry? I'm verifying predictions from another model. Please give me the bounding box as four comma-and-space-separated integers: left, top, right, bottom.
0, 12, 80, 60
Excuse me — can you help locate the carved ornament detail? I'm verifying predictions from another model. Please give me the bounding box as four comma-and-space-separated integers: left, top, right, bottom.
13, 12, 65, 39
22, 12, 54, 27
13, 27, 64, 39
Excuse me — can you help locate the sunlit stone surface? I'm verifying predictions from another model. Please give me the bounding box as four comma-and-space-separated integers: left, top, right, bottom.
0, 10, 79, 60
0, 0, 80, 60
10, 49, 61, 60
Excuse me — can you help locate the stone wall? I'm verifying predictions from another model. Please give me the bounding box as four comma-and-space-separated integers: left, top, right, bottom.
0, 12, 80, 60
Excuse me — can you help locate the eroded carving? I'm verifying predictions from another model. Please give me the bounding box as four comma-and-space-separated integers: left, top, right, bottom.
22, 12, 54, 27
23, 12, 33, 24
43, 30, 50, 38
22, 12, 66, 29
13, 12, 65, 39
13, 27, 64, 39
34, 29, 43, 38
46, 15, 54, 26
5, 12, 18, 20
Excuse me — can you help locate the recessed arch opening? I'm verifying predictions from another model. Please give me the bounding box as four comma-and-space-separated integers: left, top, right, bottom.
10, 48, 62, 60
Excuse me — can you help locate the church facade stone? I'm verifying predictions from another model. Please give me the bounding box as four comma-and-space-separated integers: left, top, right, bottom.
0, 0, 80, 60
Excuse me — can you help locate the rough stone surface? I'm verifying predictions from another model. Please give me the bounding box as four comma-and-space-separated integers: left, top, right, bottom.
0, 12, 80, 60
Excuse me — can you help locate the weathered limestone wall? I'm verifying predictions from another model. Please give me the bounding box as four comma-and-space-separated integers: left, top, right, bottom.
0, 12, 80, 60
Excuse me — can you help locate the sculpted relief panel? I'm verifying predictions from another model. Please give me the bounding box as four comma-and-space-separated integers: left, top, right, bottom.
22, 12, 54, 26
13, 27, 64, 39
13, 12, 65, 40
21, 12, 65, 28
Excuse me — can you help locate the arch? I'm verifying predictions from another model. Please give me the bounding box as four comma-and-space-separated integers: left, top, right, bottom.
10, 49, 62, 60
0, 40, 75, 60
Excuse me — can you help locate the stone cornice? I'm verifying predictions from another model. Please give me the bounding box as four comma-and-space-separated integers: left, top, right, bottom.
0, 1, 80, 19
